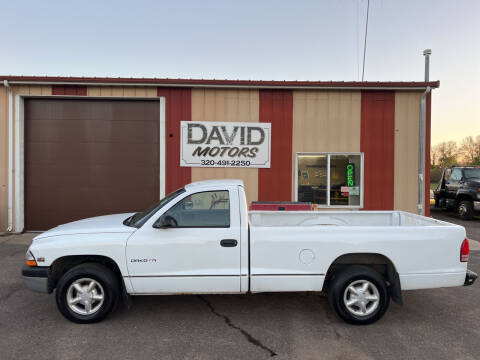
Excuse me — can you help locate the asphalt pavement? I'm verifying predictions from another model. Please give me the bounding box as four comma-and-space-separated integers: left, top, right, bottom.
1, 225, 479, 360
430, 207, 480, 241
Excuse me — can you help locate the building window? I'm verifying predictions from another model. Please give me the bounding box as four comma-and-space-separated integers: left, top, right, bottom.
296, 153, 363, 207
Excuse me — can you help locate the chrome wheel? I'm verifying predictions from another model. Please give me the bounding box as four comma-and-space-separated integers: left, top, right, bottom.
343, 280, 380, 317
66, 278, 105, 315
458, 203, 467, 216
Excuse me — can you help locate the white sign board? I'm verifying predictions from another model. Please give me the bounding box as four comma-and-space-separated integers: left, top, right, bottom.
180, 121, 271, 168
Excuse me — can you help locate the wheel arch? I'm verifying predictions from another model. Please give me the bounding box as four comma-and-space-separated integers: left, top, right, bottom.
323, 252, 402, 305
48, 255, 124, 293
456, 193, 473, 202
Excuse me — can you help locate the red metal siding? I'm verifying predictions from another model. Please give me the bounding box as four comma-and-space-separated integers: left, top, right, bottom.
361, 91, 395, 210
52, 85, 87, 96
157, 88, 192, 194
258, 90, 293, 201
425, 92, 432, 216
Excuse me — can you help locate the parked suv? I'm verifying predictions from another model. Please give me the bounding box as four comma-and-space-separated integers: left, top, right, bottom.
434, 166, 480, 219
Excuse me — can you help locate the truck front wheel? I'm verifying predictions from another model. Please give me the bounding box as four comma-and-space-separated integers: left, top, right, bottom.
457, 200, 473, 220
55, 263, 120, 323
328, 265, 389, 325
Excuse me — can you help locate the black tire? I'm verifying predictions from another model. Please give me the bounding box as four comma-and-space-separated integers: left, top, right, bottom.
55, 263, 120, 323
457, 200, 473, 220
328, 265, 390, 325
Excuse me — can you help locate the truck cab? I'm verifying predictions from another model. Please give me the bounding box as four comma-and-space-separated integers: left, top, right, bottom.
434, 166, 480, 219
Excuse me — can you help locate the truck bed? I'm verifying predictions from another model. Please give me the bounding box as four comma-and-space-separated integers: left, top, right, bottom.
248, 210, 466, 293
249, 210, 450, 227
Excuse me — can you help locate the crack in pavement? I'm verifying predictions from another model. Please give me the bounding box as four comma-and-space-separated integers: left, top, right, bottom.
197, 295, 277, 357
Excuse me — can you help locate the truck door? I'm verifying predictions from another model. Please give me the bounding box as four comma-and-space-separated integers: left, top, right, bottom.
126, 187, 241, 294
446, 168, 462, 198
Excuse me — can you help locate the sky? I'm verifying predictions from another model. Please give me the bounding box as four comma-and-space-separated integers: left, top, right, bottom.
1, 0, 478, 146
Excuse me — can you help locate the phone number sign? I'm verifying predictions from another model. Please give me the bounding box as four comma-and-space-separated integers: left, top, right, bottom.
180, 121, 271, 168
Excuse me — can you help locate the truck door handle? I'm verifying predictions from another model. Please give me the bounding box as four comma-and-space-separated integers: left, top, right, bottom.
220, 239, 238, 247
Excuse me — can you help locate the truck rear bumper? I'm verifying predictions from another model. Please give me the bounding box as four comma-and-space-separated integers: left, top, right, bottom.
22, 265, 49, 293
464, 270, 477, 286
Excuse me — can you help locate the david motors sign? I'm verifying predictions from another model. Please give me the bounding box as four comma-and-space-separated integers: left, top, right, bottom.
180, 121, 271, 168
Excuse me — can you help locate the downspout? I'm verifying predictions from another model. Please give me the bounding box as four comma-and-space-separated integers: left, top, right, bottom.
418, 49, 432, 215
4, 80, 13, 231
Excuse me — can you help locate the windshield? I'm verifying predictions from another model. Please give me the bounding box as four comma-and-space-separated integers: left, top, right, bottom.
123, 188, 186, 228
464, 168, 480, 179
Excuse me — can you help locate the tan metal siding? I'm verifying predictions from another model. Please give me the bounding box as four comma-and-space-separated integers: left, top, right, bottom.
12, 85, 51, 96
2, 85, 52, 230
394, 91, 424, 214
87, 86, 157, 97
0, 86, 8, 230
190, 89, 259, 204
292, 90, 361, 199
19, 86, 50, 95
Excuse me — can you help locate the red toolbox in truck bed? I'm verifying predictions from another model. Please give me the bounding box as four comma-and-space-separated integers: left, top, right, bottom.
250, 201, 312, 211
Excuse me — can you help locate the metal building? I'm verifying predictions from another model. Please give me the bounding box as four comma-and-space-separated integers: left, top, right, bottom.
0, 76, 437, 231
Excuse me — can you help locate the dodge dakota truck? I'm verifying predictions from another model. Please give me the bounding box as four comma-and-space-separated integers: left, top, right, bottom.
22, 179, 477, 325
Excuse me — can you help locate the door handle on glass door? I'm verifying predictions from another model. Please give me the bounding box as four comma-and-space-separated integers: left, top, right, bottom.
220, 239, 238, 247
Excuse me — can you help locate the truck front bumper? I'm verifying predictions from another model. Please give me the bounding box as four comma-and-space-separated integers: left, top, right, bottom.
464, 270, 477, 286
22, 265, 49, 293
473, 201, 480, 211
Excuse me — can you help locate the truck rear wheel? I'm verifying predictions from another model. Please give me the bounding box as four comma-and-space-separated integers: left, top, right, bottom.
328, 265, 389, 325
55, 263, 120, 323
457, 200, 473, 220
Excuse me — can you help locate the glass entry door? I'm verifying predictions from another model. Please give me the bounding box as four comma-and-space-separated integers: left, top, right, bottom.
297, 155, 327, 204
296, 153, 363, 207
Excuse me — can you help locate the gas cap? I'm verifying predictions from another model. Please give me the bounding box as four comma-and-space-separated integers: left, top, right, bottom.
299, 249, 315, 264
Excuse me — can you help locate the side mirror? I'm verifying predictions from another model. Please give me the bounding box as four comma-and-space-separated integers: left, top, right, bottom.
153, 215, 177, 229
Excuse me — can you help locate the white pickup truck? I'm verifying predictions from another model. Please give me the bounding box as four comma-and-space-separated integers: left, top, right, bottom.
22, 179, 477, 325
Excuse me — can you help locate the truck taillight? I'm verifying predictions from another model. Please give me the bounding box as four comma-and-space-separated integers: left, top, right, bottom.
460, 238, 469, 262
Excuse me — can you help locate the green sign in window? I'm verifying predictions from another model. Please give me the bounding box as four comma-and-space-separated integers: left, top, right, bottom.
346, 163, 355, 186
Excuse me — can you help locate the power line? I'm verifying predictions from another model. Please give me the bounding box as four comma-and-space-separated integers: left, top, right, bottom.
361, 0, 370, 81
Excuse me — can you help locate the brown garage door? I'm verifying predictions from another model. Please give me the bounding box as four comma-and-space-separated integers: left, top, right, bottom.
25, 98, 160, 230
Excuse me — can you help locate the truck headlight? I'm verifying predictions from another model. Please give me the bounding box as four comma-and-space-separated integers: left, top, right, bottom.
25, 250, 37, 267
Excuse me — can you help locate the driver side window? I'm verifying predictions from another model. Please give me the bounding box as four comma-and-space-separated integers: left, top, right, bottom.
450, 169, 462, 181
161, 191, 230, 228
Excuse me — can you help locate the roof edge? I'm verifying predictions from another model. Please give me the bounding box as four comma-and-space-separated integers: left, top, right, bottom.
0, 76, 440, 89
